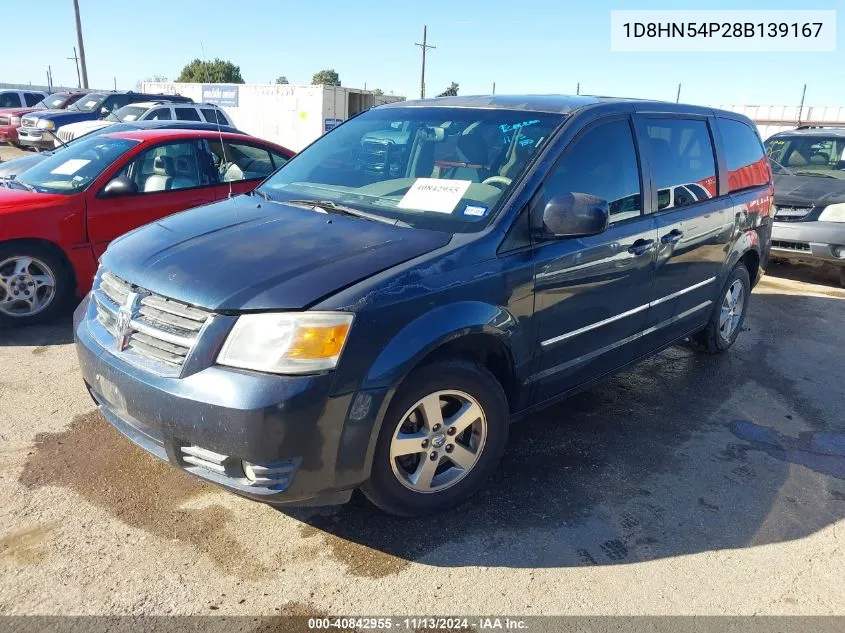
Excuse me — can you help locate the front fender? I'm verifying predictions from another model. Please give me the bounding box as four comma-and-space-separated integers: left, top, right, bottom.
361, 301, 523, 391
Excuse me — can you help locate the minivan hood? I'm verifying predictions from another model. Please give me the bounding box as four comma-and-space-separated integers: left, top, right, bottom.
773, 173, 845, 207
102, 196, 451, 311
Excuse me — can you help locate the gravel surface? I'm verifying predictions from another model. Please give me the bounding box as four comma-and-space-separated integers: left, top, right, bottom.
0, 204, 843, 615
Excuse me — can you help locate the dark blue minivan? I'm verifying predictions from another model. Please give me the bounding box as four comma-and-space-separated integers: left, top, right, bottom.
74, 95, 773, 516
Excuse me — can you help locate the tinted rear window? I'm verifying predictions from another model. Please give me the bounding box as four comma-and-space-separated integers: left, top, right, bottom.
719, 118, 770, 192
645, 118, 717, 210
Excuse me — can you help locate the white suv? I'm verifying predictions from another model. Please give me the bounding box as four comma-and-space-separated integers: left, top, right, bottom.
56, 101, 234, 144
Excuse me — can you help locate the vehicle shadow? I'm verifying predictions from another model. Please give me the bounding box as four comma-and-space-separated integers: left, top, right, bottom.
766, 259, 843, 289
0, 304, 76, 347
284, 290, 845, 568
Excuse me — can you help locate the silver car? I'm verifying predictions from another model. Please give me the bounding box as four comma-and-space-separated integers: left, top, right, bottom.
765, 127, 845, 286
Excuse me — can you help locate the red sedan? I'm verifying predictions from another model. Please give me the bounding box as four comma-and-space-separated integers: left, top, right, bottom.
0, 129, 293, 324
0, 91, 86, 147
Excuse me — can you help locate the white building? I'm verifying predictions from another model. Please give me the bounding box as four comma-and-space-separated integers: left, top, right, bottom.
142, 81, 404, 151
717, 105, 845, 140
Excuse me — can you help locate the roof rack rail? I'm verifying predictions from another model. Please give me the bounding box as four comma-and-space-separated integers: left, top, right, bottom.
795, 123, 845, 129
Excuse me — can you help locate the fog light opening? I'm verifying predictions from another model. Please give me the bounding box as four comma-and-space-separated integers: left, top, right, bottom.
242, 461, 259, 481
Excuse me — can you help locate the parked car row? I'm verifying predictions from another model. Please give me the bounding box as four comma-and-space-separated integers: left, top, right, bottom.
0, 88, 236, 151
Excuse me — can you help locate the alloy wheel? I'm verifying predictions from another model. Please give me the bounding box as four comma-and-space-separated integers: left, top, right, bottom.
389, 390, 487, 493
0, 256, 57, 318
719, 279, 744, 341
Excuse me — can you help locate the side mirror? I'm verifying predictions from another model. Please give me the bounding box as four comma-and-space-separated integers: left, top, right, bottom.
100, 106, 111, 117
101, 175, 138, 198
533, 193, 609, 238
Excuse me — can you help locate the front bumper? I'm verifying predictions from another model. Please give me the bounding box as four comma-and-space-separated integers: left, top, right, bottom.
0, 125, 19, 144
770, 221, 845, 266
17, 127, 56, 150
73, 296, 388, 506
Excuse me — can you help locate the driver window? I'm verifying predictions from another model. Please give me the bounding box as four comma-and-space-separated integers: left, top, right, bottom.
118, 141, 210, 194
542, 119, 642, 224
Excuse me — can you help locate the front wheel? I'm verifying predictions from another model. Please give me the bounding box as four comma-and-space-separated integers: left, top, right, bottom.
693, 263, 751, 354
362, 360, 509, 516
0, 244, 71, 326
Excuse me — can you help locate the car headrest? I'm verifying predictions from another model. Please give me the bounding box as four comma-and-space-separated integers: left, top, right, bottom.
808, 153, 829, 165
153, 155, 174, 176
786, 151, 808, 166
457, 132, 488, 165
174, 155, 195, 174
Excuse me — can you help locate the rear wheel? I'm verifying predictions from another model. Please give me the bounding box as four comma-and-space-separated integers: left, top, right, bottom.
362, 360, 508, 516
693, 263, 750, 354
0, 244, 71, 326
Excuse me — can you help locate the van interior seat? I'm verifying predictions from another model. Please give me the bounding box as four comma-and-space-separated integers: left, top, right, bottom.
449, 131, 489, 182
144, 155, 175, 192
172, 154, 199, 189
808, 152, 829, 165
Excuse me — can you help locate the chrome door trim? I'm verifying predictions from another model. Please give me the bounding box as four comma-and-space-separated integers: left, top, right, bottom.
540, 276, 716, 347
528, 300, 713, 384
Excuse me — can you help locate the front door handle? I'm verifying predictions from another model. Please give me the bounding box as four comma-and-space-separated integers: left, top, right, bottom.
661, 229, 684, 245
627, 238, 655, 256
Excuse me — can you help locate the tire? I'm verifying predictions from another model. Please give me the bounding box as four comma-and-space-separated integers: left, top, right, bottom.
692, 263, 751, 354
839, 267, 845, 289
0, 243, 72, 327
362, 359, 509, 517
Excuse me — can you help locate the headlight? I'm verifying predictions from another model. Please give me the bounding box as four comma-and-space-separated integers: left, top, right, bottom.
818, 203, 845, 223
36, 119, 55, 130
10, 116, 20, 126
217, 312, 353, 374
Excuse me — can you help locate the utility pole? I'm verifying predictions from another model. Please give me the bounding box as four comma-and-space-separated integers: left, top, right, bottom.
72, 0, 89, 88
676, 82, 682, 103
576, 82, 580, 96
47, 66, 53, 92
492, 81, 496, 95
68, 46, 81, 89
797, 83, 807, 126
415, 25, 436, 99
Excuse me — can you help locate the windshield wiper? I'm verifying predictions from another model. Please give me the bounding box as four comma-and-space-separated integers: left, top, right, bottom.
284, 198, 411, 227
1, 177, 36, 192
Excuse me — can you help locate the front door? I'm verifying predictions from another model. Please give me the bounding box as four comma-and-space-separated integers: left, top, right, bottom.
530, 116, 657, 402
633, 115, 734, 350
86, 139, 220, 257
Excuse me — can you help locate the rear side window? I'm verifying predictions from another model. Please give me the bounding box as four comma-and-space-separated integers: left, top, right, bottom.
543, 118, 642, 224
207, 141, 276, 182
175, 107, 201, 121
645, 118, 717, 210
201, 109, 227, 125
719, 118, 770, 192
146, 107, 172, 120
0, 93, 22, 108
24, 93, 43, 106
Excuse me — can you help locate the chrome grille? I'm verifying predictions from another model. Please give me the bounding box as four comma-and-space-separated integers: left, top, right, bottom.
93, 271, 211, 375
774, 206, 813, 221
57, 128, 75, 142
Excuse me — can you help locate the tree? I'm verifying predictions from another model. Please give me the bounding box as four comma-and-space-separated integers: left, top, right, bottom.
176, 58, 244, 84
275, 76, 289, 84
312, 69, 340, 86
437, 82, 459, 97
371, 88, 384, 96
147, 74, 168, 82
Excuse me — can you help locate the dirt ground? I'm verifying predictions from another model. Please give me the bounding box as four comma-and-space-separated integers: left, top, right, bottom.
0, 149, 843, 615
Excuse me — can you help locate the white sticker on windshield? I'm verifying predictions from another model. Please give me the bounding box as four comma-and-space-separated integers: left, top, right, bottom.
84, 100, 98, 108
397, 178, 472, 214
50, 159, 91, 175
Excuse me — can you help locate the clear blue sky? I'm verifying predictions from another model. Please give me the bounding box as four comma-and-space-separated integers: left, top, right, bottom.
3, 0, 841, 106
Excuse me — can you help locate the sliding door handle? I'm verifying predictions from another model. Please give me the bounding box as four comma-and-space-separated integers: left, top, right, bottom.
661, 229, 684, 245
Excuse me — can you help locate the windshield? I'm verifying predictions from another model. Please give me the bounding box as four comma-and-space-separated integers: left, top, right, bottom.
765, 135, 845, 179
37, 94, 74, 110
258, 107, 563, 232
69, 93, 107, 113
16, 135, 139, 194
110, 105, 147, 122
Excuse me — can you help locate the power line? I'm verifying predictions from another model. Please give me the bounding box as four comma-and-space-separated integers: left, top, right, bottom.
415, 25, 436, 99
